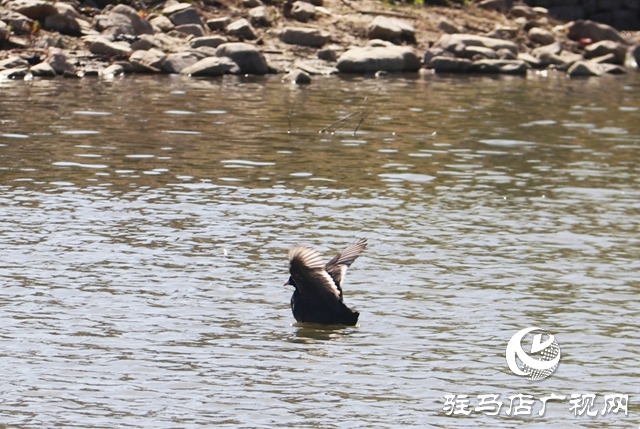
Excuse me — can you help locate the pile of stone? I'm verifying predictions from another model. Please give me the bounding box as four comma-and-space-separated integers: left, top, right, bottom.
423, 5, 638, 77
0, 0, 639, 81
0, 0, 278, 78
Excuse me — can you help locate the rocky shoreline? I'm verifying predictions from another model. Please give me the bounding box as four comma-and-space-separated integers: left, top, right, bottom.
1, 0, 640, 81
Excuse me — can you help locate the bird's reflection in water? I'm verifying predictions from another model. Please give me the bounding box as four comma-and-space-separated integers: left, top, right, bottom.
290, 323, 357, 342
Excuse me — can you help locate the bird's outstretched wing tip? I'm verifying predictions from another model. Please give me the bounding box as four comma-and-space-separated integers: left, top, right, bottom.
356, 237, 368, 249
288, 245, 324, 269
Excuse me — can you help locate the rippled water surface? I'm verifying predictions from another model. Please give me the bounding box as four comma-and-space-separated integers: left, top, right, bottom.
1, 73, 639, 428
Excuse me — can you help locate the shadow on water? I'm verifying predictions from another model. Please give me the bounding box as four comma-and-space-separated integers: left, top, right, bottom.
291, 323, 358, 342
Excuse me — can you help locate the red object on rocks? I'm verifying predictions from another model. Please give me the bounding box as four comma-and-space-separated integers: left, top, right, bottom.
578, 38, 593, 47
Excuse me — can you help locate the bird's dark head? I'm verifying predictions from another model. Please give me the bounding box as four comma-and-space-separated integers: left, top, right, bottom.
284, 276, 297, 289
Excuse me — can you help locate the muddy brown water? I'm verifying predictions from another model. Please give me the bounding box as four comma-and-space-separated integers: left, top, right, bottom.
1, 73, 639, 428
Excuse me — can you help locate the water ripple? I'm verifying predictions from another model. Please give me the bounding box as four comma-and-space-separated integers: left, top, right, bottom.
0, 74, 639, 429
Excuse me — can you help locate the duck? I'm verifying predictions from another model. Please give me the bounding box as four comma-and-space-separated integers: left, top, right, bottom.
285, 238, 367, 326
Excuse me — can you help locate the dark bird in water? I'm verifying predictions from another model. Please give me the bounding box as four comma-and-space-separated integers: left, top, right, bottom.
285, 238, 367, 326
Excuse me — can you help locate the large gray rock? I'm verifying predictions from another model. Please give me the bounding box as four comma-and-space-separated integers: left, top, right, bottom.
6, 0, 56, 20
30, 61, 57, 77
101, 63, 125, 77
282, 69, 311, 84
180, 57, 235, 76
535, 52, 568, 67
0, 56, 29, 70
169, 7, 202, 27
93, 13, 109, 31
294, 60, 337, 75
162, 3, 192, 15
0, 10, 33, 33
130, 48, 165, 72
531, 41, 562, 58
290, 1, 315, 22
477, 0, 511, 12
111, 4, 153, 34
336, 45, 421, 73
0, 67, 29, 79
469, 59, 530, 74
557, 51, 583, 65
517, 52, 543, 68
367, 15, 415, 43
438, 18, 462, 34
191, 35, 228, 49
174, 24, 206, 37
583, 40, 627, 65
598, 63, 626, 75
429, 56, 471, 73
497, 48, 516, 60
248, 6, 271, 27
88, 36, 132, 56
528, 27, 555, 45
567, 60, 602, 77
141, 33, 185, 52
43, 3, 89, 36
77, 18, 96, 36
53, 2, 82, 20
130, 36, 153, 51
532, 7, 548, 16
98, 5, 153, 37
7, 36, 29, 49
48, 52, 76, 74
567, 20, 627, 44
225, 18, 257, 40
215, 42, 269, 74
206, 17, 231, 31
127, 34, 161, 50
194, 46, 218, 57
455, 45, 498, 60
149, 15, 174, 32
281, 27, 328, 47
318, 47, 338, 62
44, 14, 81, 36
589, 53, 617, 65
509, 4, 536, 19
162, 52, 204, 73
434, 33, 519, 54
423, 47, 450, 65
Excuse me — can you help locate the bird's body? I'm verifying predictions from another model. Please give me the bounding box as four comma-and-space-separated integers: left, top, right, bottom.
285, 238, 367, 326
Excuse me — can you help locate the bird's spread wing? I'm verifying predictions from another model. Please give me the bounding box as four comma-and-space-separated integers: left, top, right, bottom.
288, 246, 341, 301
325, 238, 368, 292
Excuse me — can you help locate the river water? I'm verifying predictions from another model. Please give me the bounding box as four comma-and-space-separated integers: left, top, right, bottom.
1, 72, 639, 428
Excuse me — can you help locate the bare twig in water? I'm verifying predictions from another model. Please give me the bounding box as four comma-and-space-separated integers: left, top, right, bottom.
330, 115, 352, 134
353, 106, 379, 136
318, 111, 358, 134
287, 102, 295, 134
353, 111, 366, 136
